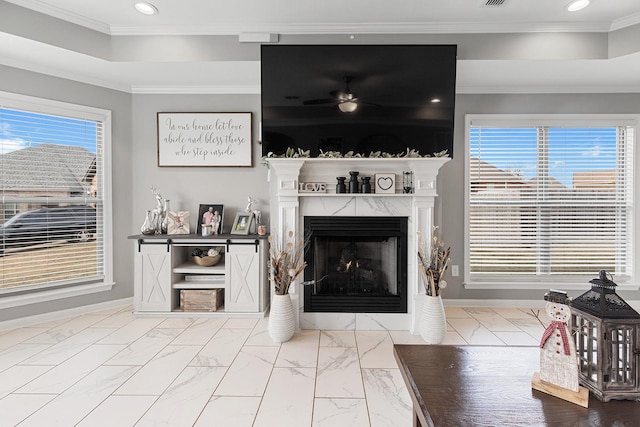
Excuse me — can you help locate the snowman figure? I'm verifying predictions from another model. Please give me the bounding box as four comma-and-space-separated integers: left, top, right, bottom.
539, 289, 580, 392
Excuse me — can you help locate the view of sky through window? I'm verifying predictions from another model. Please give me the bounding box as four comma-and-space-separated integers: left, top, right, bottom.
470, 127, 617, 188
0, 108, 97, 155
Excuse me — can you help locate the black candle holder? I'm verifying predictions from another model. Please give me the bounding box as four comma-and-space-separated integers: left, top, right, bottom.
349, 171, 359, 193
361, 176, 372, 193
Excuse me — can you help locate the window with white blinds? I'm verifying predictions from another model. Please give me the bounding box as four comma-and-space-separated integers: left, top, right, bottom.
1, 92, 110, 293
466, 115, 635, 286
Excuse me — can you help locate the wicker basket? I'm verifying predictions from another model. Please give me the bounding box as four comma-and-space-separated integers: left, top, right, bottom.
192, 253, 222, 266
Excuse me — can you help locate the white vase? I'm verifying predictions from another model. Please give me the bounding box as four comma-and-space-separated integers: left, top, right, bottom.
269, 293, 295, 343
419, 294, 447, 344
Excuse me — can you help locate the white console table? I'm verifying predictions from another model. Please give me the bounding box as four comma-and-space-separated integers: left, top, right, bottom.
129, 234, 269, 317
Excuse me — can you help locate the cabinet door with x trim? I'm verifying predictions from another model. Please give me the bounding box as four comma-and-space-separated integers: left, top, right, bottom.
134, 243, 172, 312
225, 243, 260, 312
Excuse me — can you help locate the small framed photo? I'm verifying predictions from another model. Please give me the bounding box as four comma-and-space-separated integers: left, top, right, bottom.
375, 173, 396, 194
167, 211, 190, 235
197, 204, 224, 235
231, 212, 253, 235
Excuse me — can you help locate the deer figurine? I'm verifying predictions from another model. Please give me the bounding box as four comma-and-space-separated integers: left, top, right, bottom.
150, 186, 167, 234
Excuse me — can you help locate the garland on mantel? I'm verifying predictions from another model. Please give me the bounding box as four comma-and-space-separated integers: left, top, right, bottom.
263, 147, 449, 161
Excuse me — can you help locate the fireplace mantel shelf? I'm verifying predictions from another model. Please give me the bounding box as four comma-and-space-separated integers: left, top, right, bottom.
265, 156, 450, 169
297, 192, 414, 197
268, 156, 450, 197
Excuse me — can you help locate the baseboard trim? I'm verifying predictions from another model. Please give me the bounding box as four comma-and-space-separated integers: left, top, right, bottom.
0, 281, 115, 310
443, 298, 640, 311
0, 297, 133, 331
443, 299, 545, 308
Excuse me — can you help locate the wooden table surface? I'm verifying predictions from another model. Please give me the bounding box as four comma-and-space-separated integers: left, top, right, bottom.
393, 345, 640, 427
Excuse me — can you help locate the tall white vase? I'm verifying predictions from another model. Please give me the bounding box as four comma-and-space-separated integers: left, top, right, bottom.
269, 293, 295, 343
419, 294, 447, 344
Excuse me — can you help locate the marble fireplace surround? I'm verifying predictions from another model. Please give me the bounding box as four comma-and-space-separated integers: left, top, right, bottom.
267, 157, 449, 333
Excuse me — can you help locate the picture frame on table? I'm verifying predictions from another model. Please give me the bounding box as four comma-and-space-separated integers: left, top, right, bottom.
197, 204, 224, 235
231, 212, 253, 235
167, 211, 190, 235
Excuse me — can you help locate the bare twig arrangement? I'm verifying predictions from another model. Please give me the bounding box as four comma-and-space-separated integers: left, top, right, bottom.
418, 226, 451, 297
268, 231, 308, 295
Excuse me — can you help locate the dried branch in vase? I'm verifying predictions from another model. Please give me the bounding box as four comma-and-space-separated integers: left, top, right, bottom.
268, 231, 308, 295
417, 226, 451, 297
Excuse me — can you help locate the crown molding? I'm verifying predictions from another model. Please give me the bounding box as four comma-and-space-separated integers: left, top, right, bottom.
457, 84, 640, 94
610, 12, 640, 31
110, 21, 614, 36
126, 83, 640, 95
130, 85, 261, 95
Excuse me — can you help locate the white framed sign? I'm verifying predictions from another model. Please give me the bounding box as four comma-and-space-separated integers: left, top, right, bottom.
157, 112, 252, 167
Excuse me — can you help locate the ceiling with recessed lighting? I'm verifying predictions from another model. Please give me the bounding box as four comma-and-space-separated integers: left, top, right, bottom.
1, 0, 640, 94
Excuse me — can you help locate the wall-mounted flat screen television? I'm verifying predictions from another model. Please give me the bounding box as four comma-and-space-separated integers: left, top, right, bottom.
260, 44, 457, 158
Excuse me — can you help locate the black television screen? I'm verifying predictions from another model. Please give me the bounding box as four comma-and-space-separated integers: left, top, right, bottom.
260, 44, 457, 158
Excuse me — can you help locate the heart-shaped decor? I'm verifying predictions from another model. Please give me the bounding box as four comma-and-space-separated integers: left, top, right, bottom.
377, 177, 393, 191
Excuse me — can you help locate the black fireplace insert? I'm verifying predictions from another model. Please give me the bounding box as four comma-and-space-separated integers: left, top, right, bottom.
304, 216, 408, 313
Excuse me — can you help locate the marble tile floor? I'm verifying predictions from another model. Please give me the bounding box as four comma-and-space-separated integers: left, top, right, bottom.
0, 305, 549, 427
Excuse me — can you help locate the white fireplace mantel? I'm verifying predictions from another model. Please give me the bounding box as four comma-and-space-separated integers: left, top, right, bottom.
267, 157, 450, 333
267, 157, 448, 196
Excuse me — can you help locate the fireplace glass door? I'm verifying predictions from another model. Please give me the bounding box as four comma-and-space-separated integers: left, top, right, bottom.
312, 236, 398, 295
304, 216, 407, 313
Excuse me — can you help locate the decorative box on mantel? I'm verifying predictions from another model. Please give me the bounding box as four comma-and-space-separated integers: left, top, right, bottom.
570, 270, 640, 402
266, 157, 450, 333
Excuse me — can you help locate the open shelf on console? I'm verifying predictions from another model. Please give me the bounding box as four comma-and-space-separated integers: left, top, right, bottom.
173, 262, 225, 274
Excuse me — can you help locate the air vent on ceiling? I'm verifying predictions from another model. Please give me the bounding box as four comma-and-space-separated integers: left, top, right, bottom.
482, 0, 508, 6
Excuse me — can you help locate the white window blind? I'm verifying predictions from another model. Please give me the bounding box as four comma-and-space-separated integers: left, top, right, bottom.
1, 95, 108, 292
467, 116, 634, 284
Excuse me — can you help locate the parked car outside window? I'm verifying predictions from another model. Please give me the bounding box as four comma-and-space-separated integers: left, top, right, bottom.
0, 206, 96, 256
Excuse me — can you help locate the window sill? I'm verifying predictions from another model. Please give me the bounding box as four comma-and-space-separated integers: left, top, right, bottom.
463, 279, 639, 292
0, 281, 115, 309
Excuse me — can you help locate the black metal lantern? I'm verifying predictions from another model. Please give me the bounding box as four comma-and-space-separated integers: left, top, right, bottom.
570, 270, 640, 401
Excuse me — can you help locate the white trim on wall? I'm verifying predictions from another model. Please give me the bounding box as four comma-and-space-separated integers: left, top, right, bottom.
0, 297, 131, 331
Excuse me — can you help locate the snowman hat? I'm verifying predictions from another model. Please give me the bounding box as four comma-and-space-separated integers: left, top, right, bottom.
544, 289, 570, 305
